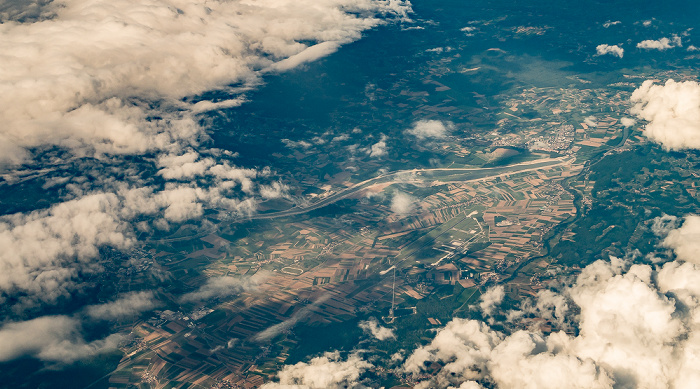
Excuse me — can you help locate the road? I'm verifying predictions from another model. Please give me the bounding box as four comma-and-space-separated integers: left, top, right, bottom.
148, 156, 573, 243
247, 156, 572, 221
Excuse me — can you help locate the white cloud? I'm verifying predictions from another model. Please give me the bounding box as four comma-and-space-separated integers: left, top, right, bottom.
359, 318, 396, 340
637, 35, 682, 50
391, 191, 418, 215
332, 134, 350, 142
479, 285, 505, 316
518, 289, 571, 329
402, 215, 700, 388
180, 274, 264, 303
662, 214, 700, 264
368, 135, 388, 158
282, 139, 313, 149
259, 182, 289, 200
651, 214, 680, 237
85, 291, 158, 321
261, 351, 372, 389
595, 44, 624, 58
0, 193, 132, 306
0, 315, 122, 363
0, 0, 414, 365
157, 151, 215, 180
583, 116, 598, 127
0, 180, 267, 310
620, 117, 636, 127
0, 0, 53, 23
254, 295, 331, 342
406, 120, 453, 140
0, 0, 411, 165
630, 79, 700, 150
602, 21, 620, 28
265, 215, 700, 389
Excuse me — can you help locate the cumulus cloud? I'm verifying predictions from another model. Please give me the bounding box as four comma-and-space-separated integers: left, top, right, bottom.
479, 285, 505, 316
0, 0, 53, 23
630, 79, 700, 150
180, 274, 264, 303
637, 35, 682, 50
85, 291, 158, 321
261, 351, 372, 389
368, 135, 388, 158
406, 120, 453, 140
620, 117, 636, 127
0, 176, 271, 310
595, 44, 624, 58
0, 315, 122, 363
661, 214, 700, 264
652, 214, 680, 236
157, 151, 215, 180
0, 0, 413, 305
401, 214, 700, 388
359, 318, 396, 340
390, 191, 418, 215
0, 193, 133, 306
0, 0, 415, 366
263, 214, 700, 388
0, 0, 411, 165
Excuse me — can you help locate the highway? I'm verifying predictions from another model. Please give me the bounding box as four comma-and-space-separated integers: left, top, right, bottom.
247, 156, 573, 221
147, 156, 573, 243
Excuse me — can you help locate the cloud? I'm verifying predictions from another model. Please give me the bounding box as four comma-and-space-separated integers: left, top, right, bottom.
332, 134, 350, 142
0, 178, 274, 312
259, 182, 290, 200
391, 191, 418, 215
0, 0, 411, 165
180, 274, 264, 303
264, 214, 700, 388
0, 0, 414, 365
368, 135, 388, 158
583, 116, 597, 127
406, 120, 453, 140
630, 79, 700, 150
261, 351, 372, 389
651, 214, 680, 236
602, 21, 620, 28
637, 35, 682, 50
0, 193, 132, 306
157, 151, 215, 180
0, 0, 53, 23
661, 214, 700, 264
479, 285, 505, 316
282, 139, 313, 149
402, 215, 700, 388
85, 291, 158, 321
620, 117, 636, 127
595, 44, 624, 58
254, 295, 331, 342
0, 315, 122, 363
359, 318, 396, 340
